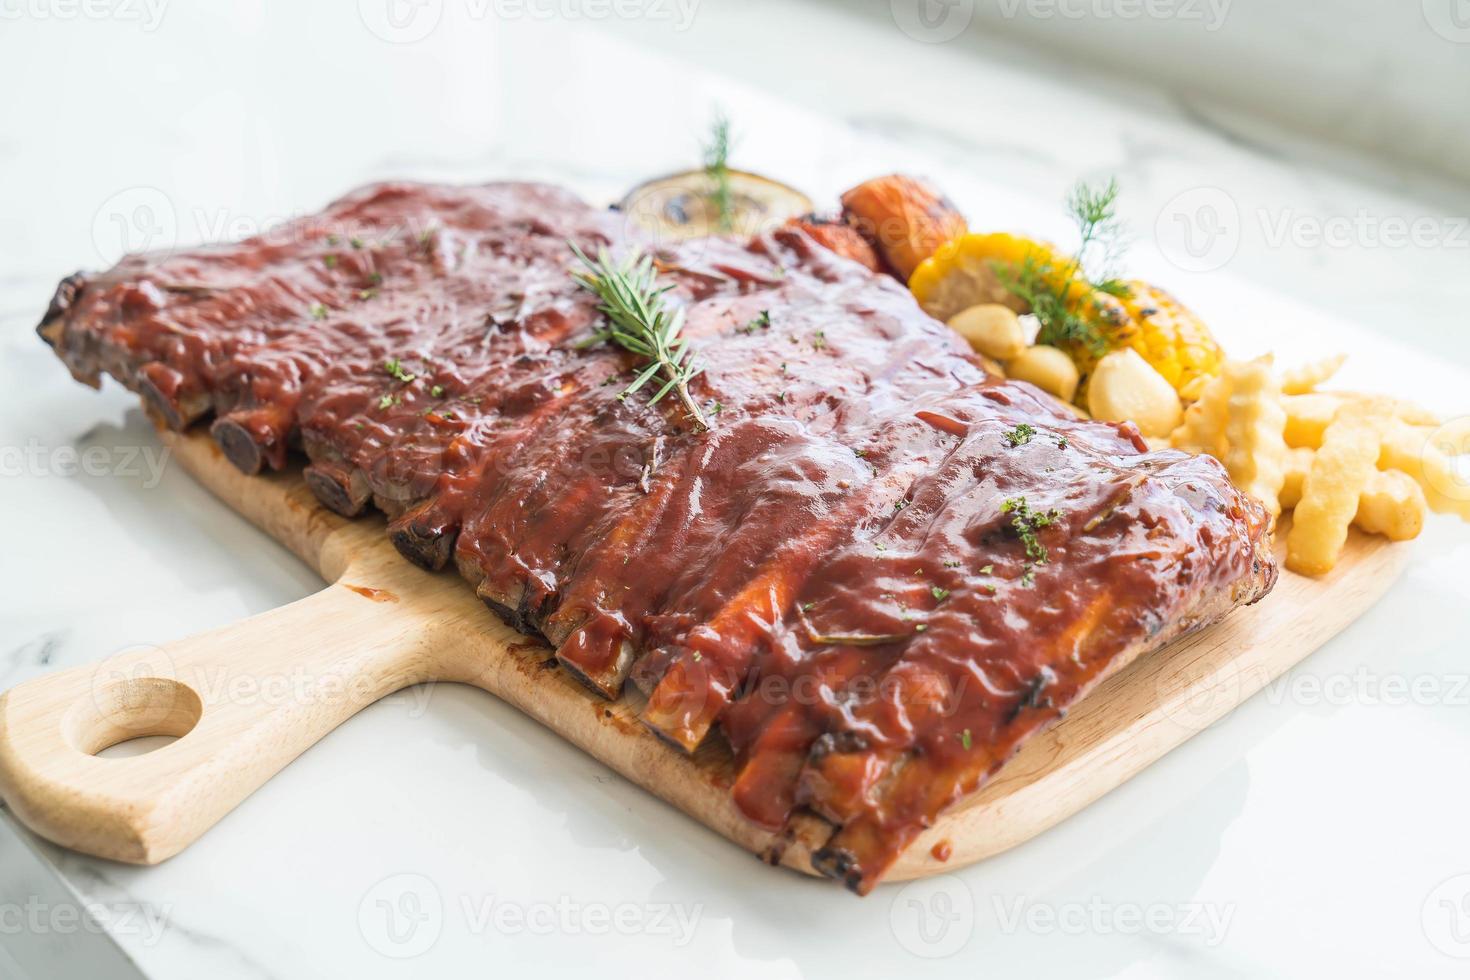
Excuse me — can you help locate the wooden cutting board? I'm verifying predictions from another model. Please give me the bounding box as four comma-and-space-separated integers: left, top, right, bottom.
0, 425, 1407, 884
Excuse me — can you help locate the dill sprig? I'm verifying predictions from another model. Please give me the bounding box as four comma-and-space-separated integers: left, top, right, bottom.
996, 178, 1130, 359
569, 243, 709, 430
703, 113, 734, 233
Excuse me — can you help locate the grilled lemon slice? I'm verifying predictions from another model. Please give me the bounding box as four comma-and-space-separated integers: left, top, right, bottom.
619, 169, 813, 242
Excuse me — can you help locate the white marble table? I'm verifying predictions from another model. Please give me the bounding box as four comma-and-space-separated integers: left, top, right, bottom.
3, 4, 1470, 978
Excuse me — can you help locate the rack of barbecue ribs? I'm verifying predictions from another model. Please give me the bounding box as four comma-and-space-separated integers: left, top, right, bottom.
38, 179, 1276, 893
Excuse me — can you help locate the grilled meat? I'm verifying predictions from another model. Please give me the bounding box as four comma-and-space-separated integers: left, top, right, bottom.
40, 180, 1276, 892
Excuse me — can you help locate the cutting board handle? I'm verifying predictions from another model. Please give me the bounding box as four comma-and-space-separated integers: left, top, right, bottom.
0, 579, 434, 864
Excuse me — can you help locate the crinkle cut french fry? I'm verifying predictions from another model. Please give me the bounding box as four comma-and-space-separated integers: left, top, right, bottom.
1284, 392, 1437, 450
1223, 357, 1288, 516
1355, 470, 1426, 541
1287, 403, 1383, 576
1279, 446, 1314, 510
1340, 392, 1440, 427
1283, 393, 1341, 449
1378, 418, 1470, 522
1282, 448, 1426, 540
1169, 372, 1230, 460
1281, 353, 1346, 395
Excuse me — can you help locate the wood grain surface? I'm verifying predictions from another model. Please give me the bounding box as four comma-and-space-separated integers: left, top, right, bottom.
0, 427, 1408, 883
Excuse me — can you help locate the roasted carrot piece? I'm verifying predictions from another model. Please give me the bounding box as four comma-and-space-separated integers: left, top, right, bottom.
840, 175, 967, 281
784, 215, 883, 273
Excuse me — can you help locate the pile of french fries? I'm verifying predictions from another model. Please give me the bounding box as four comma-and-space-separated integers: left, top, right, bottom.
1165, 354, 1470, 576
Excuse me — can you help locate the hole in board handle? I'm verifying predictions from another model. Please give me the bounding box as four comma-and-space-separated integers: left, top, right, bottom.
64, 677, 204, 757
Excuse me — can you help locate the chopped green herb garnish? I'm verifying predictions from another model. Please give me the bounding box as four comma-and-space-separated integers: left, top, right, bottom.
349, 236, 364, 250
1000, 496, 1062, 565
383, 358, 416, 383
309, 302, 328, 320
358, 288, 379, 300
741, 310, 770, 333
323, 254, 339, 269
1004, 423, 1036, 447
1056, 435, 1069, 449
377, 393, 396, 410
430, 384, 445, 398
930, 586, 950, 603
980, 564, 994, 575
959, 729, 973, 750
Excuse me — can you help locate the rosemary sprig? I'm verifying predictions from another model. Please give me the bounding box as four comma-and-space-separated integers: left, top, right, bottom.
703, 112, 734, 233
569, 244, 709, 430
